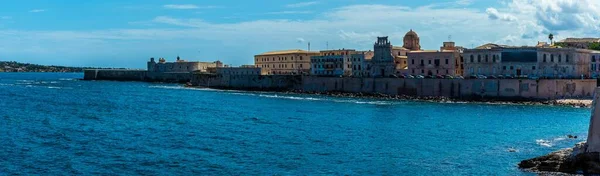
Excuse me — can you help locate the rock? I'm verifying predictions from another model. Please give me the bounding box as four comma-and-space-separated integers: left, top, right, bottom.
519, 142, 600, 174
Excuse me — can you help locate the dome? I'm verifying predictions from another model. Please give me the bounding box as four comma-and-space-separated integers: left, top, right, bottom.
405, 29, 419, 38
403, 29, 421, 51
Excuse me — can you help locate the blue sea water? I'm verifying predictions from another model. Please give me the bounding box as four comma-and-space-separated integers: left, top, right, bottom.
0, 72, 592, 175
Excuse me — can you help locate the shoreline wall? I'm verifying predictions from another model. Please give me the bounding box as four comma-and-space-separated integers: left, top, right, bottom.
84, 69, 597, 100
83, 69, 191, 83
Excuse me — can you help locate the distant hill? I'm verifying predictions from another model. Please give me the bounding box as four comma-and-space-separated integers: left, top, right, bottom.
0, 61, 122, 72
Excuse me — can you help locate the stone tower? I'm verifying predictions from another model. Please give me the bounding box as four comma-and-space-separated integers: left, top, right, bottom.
147, 57, 156, 72
403, 29, 421, 51
370, 36, 395, 77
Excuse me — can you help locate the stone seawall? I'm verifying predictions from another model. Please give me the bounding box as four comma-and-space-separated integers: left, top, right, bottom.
84, 70, 597, 100
83, 69, 192, 83
302, 77, 596, 100
190, 74, 597, 100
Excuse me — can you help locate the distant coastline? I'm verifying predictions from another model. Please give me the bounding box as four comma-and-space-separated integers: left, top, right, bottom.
0, 61, 122, 73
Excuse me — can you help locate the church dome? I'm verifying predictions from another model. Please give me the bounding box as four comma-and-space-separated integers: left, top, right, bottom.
404, 29, 419, 38
403, 29, 421, 51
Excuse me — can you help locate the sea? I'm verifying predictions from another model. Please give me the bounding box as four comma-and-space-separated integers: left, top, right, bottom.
0, 72, 591, 175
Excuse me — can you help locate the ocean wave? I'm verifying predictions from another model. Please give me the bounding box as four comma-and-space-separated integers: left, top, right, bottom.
0, 83, 14, 86
536, 139, 553, 147
257, 94, 323, 101
58, 78, 76, 81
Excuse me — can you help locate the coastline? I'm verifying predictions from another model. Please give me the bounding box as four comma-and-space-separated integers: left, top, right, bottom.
189, 85, 592, 108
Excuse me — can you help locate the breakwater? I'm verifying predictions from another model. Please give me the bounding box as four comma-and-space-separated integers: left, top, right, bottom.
83, 69, 598, 100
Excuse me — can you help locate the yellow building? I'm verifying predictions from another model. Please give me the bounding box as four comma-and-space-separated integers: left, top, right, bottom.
254, 49, 320, 75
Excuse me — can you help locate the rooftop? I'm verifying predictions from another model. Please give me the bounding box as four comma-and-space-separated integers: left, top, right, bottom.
256, 49, 319, 56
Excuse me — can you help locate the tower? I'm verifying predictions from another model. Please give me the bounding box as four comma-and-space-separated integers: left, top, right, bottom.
370, 36, 395, 77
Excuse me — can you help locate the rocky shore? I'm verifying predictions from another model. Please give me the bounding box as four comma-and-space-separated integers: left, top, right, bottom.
281, 89, 592, 108
519, 142, 600, 175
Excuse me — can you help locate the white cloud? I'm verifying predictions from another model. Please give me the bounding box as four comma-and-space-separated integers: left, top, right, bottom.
29, 9, 46, 13
286, 1, 319, 8
485, 8, 517, 21
163, 4, 219, 10
296, 38, 305, 43
266, 11, 313, 15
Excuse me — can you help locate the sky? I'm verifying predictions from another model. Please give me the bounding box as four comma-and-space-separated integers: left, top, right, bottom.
0, 0, 599, 68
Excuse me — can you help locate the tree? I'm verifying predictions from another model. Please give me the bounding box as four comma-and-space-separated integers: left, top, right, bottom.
590, 43, 600, 51
548, 33, 554, 44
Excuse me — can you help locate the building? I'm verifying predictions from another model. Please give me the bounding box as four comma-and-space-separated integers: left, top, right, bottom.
254, 49, 319, 75
147, 56, 223, 73
351, 51, 374, 77
586, 51, 600, 78
310, 49, 355, 76
463, 44, 592, 78
370, 36, 396, 77
216, 65, 266, 76
392, 46, 410, 75
555, 38, 600, 49
310, 49, 373, 77
407, 41, 463, 77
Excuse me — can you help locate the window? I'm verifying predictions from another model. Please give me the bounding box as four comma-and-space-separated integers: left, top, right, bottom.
566, 55, 569, 62
478, 55, 481, 62
445, 59, 448, 65
551, 54, 554, 62
558, 55, 562, 62
485, 55, 489, 62
421, 69, 424, 74
428, 60, 432, 65
510, 66, 514, 70
470, 55, 474, 63
594, 56, 597, 62
421, 60, 424, 66
503, 66, 506, 70
492, 55, 496, 62
543, 54, 547, 62
300, 64, 302, 68
412, 59, 415, 64
532, 66, 536, 70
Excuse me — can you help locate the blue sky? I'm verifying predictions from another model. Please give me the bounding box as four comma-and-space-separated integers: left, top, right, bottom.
0, 0, 599, 68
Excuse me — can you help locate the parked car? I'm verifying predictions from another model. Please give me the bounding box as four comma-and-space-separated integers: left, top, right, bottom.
444, 75, 454, 79
407, 75, 415, 79
505, 74, 514, 79
436, 75, 445, 79
416, 75, 425, 79
425, 75, 434, 79
529, 76, 539, 80
469, 75, 477, 79
398, 75, 407, 78
477, 75, 487, 79
455, 76, 464, 79
487, 75, 497, 79
497, 75, 505, 79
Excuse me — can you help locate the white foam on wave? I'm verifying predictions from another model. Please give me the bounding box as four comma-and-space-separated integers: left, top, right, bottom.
0, 83, 14, 86
257, 94, 323, 101
149, 85, 397, 105
536, 139, 553, 147
58, 78, 75, 81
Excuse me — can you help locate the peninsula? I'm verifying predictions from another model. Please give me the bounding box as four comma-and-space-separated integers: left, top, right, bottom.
83, 32, 600, 104
0, 61, 117, 73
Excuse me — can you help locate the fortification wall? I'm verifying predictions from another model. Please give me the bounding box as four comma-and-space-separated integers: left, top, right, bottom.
300, 77, 597, 100
83, 69, 191, 83
86, 69, 597, 100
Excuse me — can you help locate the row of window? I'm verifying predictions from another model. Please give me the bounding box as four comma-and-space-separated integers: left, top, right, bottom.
257, 56, 304, 62
468, 54, 499, 63
220, 70, 260, 75
410, 59, 451, 66
541, 53, 569, 63
259, 64, 303, 69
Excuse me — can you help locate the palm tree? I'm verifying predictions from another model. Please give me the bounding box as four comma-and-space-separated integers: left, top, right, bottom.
549, 33, 554, 45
